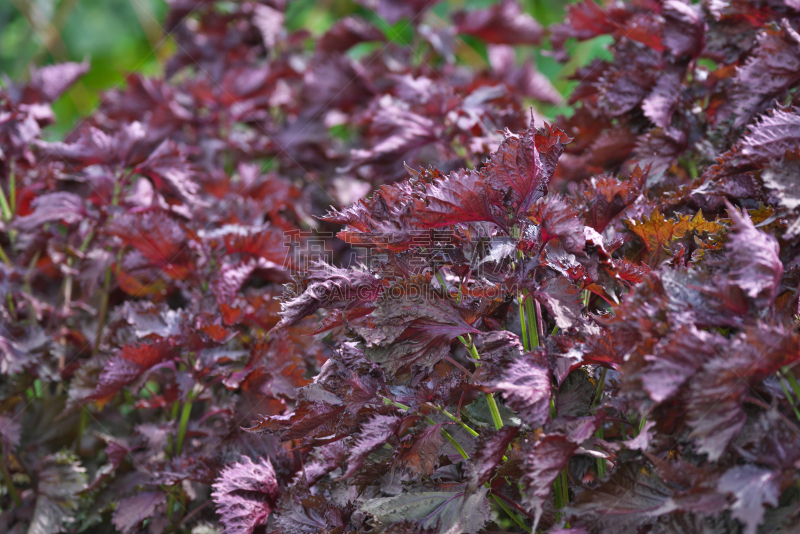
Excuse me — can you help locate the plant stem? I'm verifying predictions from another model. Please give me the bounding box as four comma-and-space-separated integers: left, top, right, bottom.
592, 367, 608, 477
93, 183, 120, 355
0, 244, 11, 266
777, 372, 800, 422
176, 400, 193, 455
9, 169, 15, 216
459, 337, 504, 431
519, 295, 529, 350
524, 293, 539, 349
428, 404, 480, 438
491, 494, 532, 533
93, 266, 112, 354
782, 367, 800, 401
382, 397, 529, 532
0, 443, 21, 508
591, 367, 607, 408
444, 356, 473, 379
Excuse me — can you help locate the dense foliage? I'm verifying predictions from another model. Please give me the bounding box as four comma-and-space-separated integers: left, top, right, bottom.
2, 0, 800, 533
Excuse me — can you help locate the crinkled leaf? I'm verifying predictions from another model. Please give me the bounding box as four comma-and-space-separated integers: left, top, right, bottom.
360, 487, 492, 534
356, 292, 478, 378
566, 463, 671, 533
454, 0, 543, 44
495, 354, 551, 428
717, 465, 780, 534
466, 427, 518, 493
342, 414, 401, 479
529, 196, 585, 254
90, 341, 175, 402
577, 166, 647, 232
112, 491, 166, 534
28, 451, 87, 534
211, 456, 279, 534
274, 263, 383, 331
725, 20, 800, 127
522, 434, 579, 527
725, 203, 782, 306
395, 423, 445, 477
533, 277, 583, 330
13, 192, 87, 232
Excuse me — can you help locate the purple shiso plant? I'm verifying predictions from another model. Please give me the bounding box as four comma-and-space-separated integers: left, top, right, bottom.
2, 1, 800, 533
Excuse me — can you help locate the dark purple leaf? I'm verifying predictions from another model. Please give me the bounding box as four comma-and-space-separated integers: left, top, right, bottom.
717, 465, 780, 534
341, 414, 400, 478
360, 487, 493, 534
28, 452, 87, 534
112, 491, 167, 534
566, 463, 671, 532
533, 277, 583, 330
13, 192, 87, 231
495, 353, 551, 428
395, 422, 445, 476
466, 427, 519, 493
725, 202, 782, 306
522, 434, 579, 527
454, 0, 544, 44
211, 456, 280, 534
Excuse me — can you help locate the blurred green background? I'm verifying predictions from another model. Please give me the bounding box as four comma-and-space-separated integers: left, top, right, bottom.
0, 0, 611, 138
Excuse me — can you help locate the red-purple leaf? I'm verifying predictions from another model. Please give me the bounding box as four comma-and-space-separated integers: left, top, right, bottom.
395, 422, 445, 476
522, 434, 579, 527
212, 456, 279, 534
90, 341, 174, 401
725, 203, 782, 306
13, 192, 87, 231
466, 427, 519, 493
454, 0, 544, 45
717, 465, 780, 534
112, 491, 166, 534
341, 414, 401, 478
495, 353, 551, 428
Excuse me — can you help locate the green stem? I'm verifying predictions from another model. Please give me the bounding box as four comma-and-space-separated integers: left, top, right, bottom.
595, 425, 607, 478
782, 366, 800, 401
23, 251, 40, 325
440, 428, 469, 460
519, 295, 529, 350
0, 443, 21, 508
637, 413, 647, 434
554, 472, 564, 514
491, 494, 532, 533
9, 169, 15, 216
0, 243, 11, 266
592, 367, 608, 478
591, 368, 607, 409
485, 394, 503, 431
430, 405, 480, 438
0, 183, 11, 221
94, 183, 121, 355
382, 397, 529, 531
778, 372, 800, 422
525, 294, 539, 349
176, 400, 193, 455
459, 337, 504, 431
